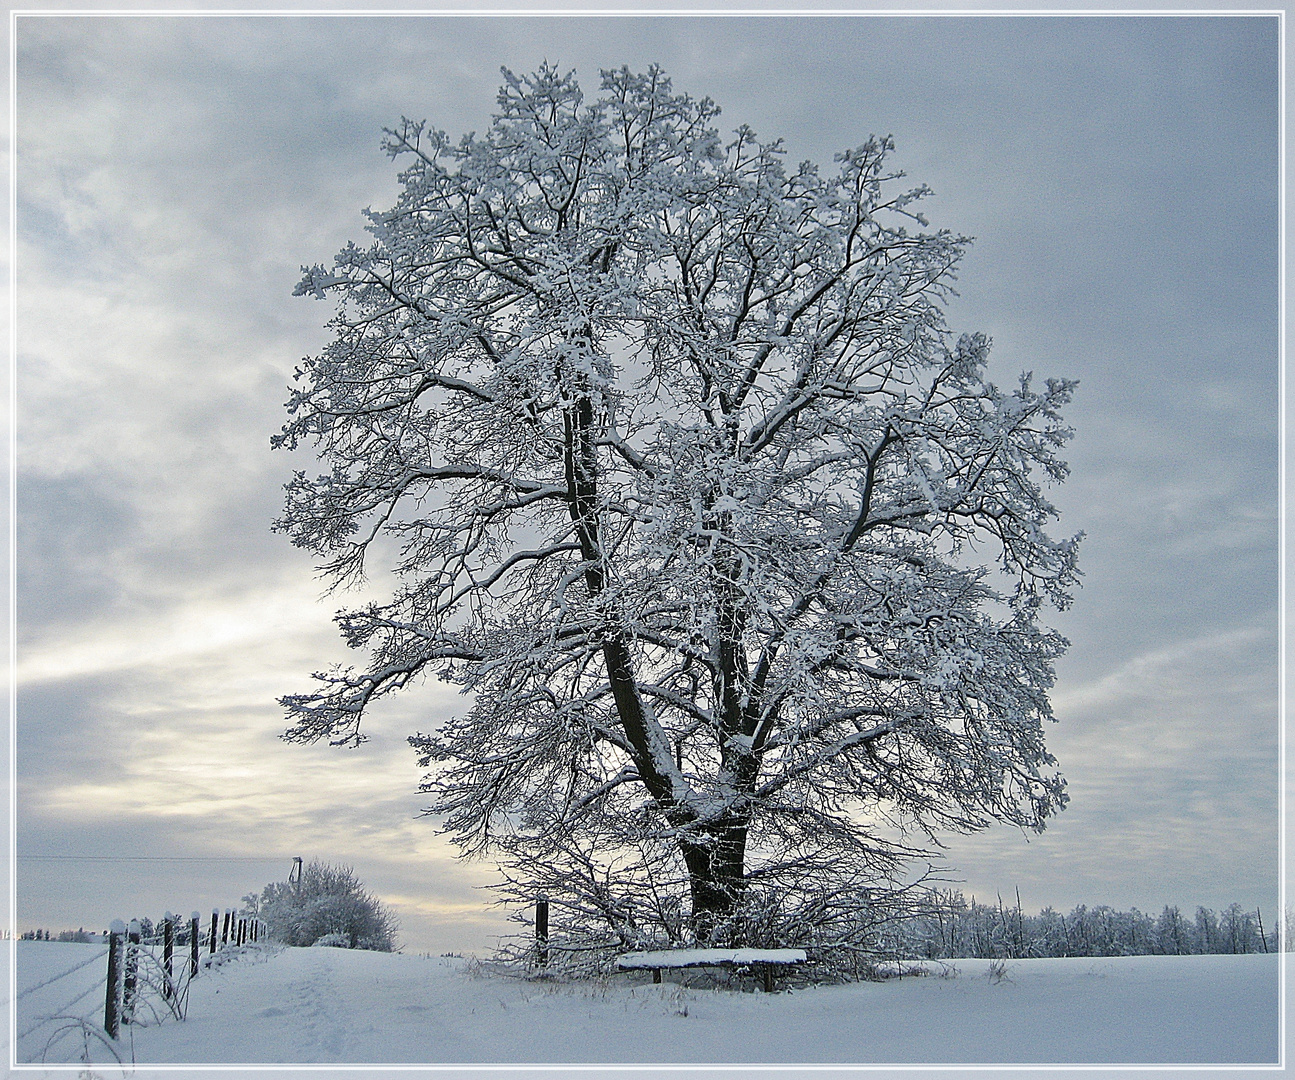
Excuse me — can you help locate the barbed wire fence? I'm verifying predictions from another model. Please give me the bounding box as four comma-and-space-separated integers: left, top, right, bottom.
16, 907, 269, 1067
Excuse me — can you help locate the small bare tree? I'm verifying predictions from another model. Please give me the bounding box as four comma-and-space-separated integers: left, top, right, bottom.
274, 64, 1080, 951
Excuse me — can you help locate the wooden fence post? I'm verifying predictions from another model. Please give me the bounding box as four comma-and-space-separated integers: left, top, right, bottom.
535, 899, 549, 968
209, 910, 218, 954
103, 922, 123, 1039
162, 913, 174, 1001
190, 912, 201, 976
122, 920, 141, 1024
221, 910, 231, 946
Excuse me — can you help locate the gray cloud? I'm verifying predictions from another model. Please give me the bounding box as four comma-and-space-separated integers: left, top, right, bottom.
17, 474, 139, 634
940, 622, 1277, 913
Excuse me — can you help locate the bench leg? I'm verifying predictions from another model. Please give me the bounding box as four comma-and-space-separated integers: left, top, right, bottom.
653, 968, 661, 984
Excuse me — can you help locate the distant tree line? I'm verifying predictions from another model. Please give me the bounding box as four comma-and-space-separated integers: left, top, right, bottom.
870, 891, 1276, 959
20, 928, 96, 942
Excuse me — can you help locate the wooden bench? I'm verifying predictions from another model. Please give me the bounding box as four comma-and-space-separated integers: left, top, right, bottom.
615, 947, 807, 992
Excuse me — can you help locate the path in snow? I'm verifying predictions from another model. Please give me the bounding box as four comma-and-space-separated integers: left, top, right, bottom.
9, 941, 1280, 1067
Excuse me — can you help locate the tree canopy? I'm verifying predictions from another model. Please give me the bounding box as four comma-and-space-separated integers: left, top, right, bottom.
257, 861, 398, 951
274, 64, 1080, 954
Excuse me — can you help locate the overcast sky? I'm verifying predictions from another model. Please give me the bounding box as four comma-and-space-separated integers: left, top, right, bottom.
11, 11, 1280, 962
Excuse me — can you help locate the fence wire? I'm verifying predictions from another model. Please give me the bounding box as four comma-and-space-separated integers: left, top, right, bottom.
16, 947, 109, 1000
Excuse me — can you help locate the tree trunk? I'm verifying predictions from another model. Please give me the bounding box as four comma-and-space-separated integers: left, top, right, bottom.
563, 384, 758, 943
679, 815, 749, 942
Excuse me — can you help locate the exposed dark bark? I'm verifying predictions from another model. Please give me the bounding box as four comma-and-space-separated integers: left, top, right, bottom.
680, 817, 749, 940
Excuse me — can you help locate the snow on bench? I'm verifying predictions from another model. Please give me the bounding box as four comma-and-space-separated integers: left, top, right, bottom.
616, 948, 807, 991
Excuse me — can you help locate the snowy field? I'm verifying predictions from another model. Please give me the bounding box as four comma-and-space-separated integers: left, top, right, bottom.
8, 940, 1280, 1070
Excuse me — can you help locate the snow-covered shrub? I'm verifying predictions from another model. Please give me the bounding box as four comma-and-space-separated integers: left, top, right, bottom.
312, 933, 351, 948
491, 833, 932, 981
257, 861, 398, 951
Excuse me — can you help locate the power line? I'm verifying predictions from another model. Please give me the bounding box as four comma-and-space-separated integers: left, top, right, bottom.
16, 855, 295, 862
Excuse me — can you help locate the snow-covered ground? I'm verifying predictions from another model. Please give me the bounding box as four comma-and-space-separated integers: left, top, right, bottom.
8, 940, 1280, 1070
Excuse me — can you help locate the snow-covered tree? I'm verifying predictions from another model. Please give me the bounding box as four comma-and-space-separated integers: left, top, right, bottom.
274, 65, 1080, 951
258, 861, 398, 951
1156, 904, 1190, 955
